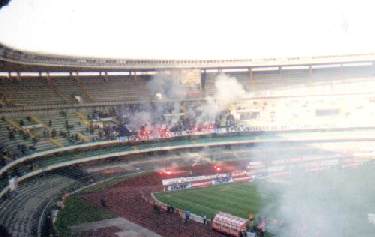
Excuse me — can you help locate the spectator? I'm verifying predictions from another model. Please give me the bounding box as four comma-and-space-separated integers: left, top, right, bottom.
153, 203, 160, 214
100, 197, 107, 208
203, 215, 207, 225
32, 137, 38, 146
167, 205, 174, 213
0, 158, 5, 167
22, 132, 29, 140
8, 130, 15, 140
43, 129, 49, 138
185, 210, 190, 223
51, 129, 57, 138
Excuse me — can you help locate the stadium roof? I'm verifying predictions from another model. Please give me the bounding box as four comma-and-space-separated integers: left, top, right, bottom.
1, 42, 375, 72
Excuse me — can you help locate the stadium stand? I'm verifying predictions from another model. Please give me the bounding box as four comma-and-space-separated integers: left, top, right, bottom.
0, 174, 76, 237
1, 43, 375, 236
79, 76, 151, 103
0, 68, 373, 110
1, 69, 375, 169
0, 166, 106, 237
0, 77, 65, 106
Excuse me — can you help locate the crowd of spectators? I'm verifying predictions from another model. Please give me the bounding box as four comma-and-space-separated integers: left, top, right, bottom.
0, 102, 242, 168
95, 103, 241, 141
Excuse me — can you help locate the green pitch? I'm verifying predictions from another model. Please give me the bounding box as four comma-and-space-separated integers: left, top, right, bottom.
154, 181, 277, 219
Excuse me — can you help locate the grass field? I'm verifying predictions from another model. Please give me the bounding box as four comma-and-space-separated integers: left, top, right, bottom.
154, 181, 277, 219
54, 195, 116, 237
154, 167, 375, 237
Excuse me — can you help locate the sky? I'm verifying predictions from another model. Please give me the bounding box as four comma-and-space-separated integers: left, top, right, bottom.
0, 0, 375, 59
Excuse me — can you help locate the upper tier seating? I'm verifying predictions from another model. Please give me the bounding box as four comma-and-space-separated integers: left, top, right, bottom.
0, 78, 64, 106
51, 77, 88, 103
0, 75, 153, 108
79, 76, 152, 103
0, 66, 374, 108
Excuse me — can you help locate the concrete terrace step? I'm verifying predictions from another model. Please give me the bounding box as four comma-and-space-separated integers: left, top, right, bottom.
0, 175, 77, 237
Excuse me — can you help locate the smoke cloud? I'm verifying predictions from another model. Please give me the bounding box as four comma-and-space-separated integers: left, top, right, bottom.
147, 70, 189, 100
123, 71, 247, 131
198, 73, 246, 121
252, 143, 375, 237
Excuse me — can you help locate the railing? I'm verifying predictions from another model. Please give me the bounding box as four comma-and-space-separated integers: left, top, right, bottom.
2, 125, 375, 198
37, 196, 58, 237
0, 128, 269, 199
2, 124, 375, 179
0, 97, 204, 114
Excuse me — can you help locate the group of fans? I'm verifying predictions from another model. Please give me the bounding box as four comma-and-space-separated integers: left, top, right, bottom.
0, 101, 241, 168
91, 102, 239, 142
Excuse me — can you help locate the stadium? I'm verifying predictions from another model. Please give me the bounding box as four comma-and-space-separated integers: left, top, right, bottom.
1, 1, 375, 237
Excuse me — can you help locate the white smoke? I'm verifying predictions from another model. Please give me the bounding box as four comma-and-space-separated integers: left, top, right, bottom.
252, 143, 375, 237
124, 70, 189, 130
122, 69, 247, 131
147, 70, 190, 100
212, 73, 247, 107
198, 73, 247, 122
126, 110, 151, 131
124, 70, 248, 130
